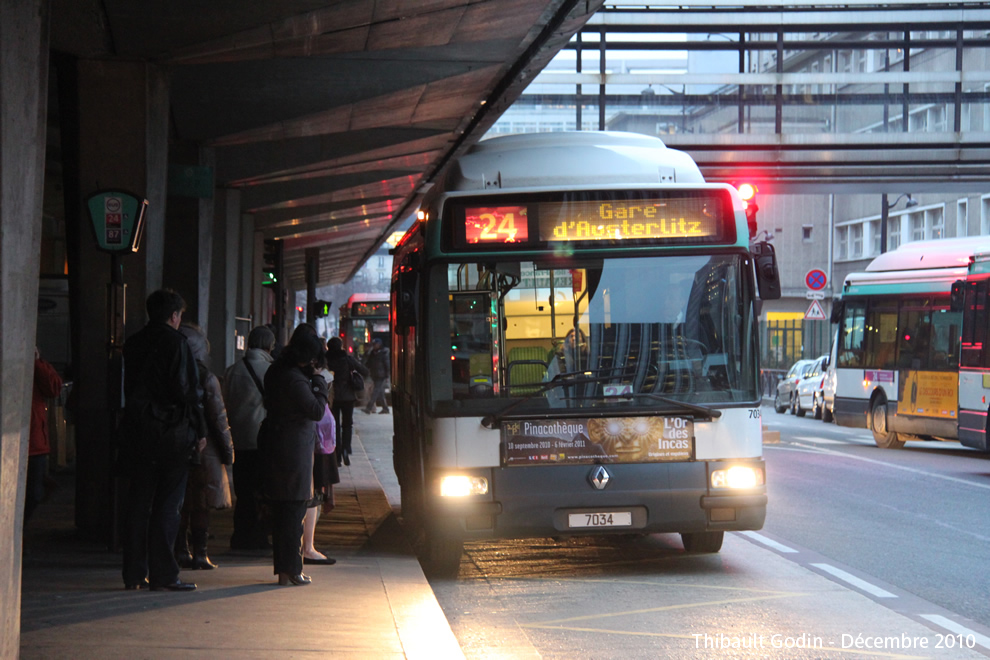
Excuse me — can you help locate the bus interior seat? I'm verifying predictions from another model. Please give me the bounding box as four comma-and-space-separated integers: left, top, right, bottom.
507, 346, 549, 395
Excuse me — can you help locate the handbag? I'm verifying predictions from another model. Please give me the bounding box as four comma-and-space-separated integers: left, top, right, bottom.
316, 403, 336, 454
349, 369, 365, 392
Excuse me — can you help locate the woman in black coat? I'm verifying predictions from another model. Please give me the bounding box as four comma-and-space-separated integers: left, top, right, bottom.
261, 332, 328, 586
325, 337, 370, 467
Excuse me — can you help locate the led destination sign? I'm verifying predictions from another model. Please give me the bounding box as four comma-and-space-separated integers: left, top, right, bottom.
538, 199, 719, 242
452, 192, 732, 248
464, 205, 528, 244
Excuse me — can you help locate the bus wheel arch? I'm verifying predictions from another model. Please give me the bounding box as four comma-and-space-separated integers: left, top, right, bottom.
870, 393, 904, 449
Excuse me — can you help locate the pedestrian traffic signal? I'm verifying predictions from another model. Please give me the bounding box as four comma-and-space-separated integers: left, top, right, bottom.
315, 300, 332, 318
262, 239, 282, 287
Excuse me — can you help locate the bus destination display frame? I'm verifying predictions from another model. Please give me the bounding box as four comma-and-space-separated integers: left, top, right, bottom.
447, 189, 736, 251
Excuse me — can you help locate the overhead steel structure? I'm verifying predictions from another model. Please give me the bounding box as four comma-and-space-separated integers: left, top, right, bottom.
519, 0, 990, 193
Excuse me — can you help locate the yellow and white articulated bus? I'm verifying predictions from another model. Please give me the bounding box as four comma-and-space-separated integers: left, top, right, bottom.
389, 131, 780, 570
831, 236, 990, 450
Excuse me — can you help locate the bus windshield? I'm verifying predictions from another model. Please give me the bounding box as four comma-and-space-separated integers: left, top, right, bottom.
445, 253, 757, 409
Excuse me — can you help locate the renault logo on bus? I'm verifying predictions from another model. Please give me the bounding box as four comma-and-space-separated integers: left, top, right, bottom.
589, 465, 610, 490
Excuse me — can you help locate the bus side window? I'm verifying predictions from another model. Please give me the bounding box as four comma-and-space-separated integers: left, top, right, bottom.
838, 301, 866, 368
865, 308, 897, 370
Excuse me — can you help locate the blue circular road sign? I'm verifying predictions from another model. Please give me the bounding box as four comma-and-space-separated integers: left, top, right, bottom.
805, 269, 827, 290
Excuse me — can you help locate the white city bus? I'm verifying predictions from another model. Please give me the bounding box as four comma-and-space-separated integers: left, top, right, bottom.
955, 248, 990, 451
389, 132, 780, 570
831, 236, 990, 449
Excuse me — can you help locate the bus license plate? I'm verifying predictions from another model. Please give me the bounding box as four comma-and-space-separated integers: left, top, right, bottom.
568, 512, 632, 528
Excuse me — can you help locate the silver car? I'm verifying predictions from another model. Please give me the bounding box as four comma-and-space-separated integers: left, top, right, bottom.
795, 354, 829, 419
774, 358, 816, 414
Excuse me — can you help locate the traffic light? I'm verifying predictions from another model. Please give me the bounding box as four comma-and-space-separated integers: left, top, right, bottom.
736, 183, 759, 239
262, 238, 282, 286
315, 300, 332, 318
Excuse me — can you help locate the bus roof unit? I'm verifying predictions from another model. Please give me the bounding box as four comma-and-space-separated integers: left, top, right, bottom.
865, 236, 990, 272
445, 131, 705, 192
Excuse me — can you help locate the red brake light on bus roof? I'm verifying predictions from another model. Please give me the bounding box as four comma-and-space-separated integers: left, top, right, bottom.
737, 183, 758, 202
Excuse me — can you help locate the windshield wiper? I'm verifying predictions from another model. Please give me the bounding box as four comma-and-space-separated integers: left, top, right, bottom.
625, 392, 721, 419
480, 371, 722, 429
480, 371, 620, 429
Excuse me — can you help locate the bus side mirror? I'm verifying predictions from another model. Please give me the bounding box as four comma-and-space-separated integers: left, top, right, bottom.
950, 281, 965, 312
830, 299, 844, 324
394, 270, 418, 332
752, 241, 781, 300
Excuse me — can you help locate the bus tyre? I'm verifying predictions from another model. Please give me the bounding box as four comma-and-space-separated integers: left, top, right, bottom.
871, 398, 904, 449
423, 533, 463, 577
773, 392, 787, 414
680, 531, 724, 553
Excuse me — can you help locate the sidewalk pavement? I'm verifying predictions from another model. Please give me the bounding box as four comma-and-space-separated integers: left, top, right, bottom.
19, 411, 464, 659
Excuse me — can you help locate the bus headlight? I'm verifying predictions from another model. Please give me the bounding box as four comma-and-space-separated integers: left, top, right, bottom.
440, 475, 489, 497
710, 465, 764, 490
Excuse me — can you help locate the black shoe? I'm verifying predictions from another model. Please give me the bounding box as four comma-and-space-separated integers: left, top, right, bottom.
277, 573, 312, 586
150, 579, 197, 592
124, 578, 150, 591
362, 408, 372, 414
379, 408, 390, 414
342, 451, 350, 466
191, 555, 218, 570
303, 556, 337, 565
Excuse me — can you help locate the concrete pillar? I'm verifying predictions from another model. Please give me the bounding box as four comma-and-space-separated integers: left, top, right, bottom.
239, 213, 256, 320
197, 148, 216, 334
0, 0, 50, 651
208, 188, 241, 370
65, 59, 169, 539
144, 70, 169, 293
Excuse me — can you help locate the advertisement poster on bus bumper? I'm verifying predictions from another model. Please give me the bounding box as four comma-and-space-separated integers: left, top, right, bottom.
899, 370, 958, 419
502, 416, 694, 466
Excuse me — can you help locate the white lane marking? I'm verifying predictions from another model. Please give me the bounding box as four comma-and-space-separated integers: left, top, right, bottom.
919, 614, 990, 650
782, 443, 990, 493
738, 531, 798, 553
793, 435, 847, 445
810, 563, 898, 599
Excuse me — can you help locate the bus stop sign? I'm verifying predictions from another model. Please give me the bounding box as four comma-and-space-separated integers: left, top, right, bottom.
86, 190, 147, 253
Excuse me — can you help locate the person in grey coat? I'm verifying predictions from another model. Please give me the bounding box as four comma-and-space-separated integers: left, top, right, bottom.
261, 331, 328, 586
223, 326, 276, 550
175, 322, 234, 571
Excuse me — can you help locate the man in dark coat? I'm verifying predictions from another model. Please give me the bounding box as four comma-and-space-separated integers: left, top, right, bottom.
362, 338, 390, 415
120, 289, 207, 592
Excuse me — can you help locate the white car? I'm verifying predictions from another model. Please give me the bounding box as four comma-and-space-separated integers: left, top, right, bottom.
821, 338, 838, 423
795, 354, 829, 419
773, 358, 816, 414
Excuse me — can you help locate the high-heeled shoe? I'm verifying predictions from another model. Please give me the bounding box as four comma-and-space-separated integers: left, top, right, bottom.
277, 572, 312, 586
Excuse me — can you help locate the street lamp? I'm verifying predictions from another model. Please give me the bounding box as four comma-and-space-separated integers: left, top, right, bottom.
879, 193, 919, 254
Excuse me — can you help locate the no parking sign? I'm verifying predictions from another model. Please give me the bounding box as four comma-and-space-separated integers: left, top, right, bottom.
805, 269, 827, 291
